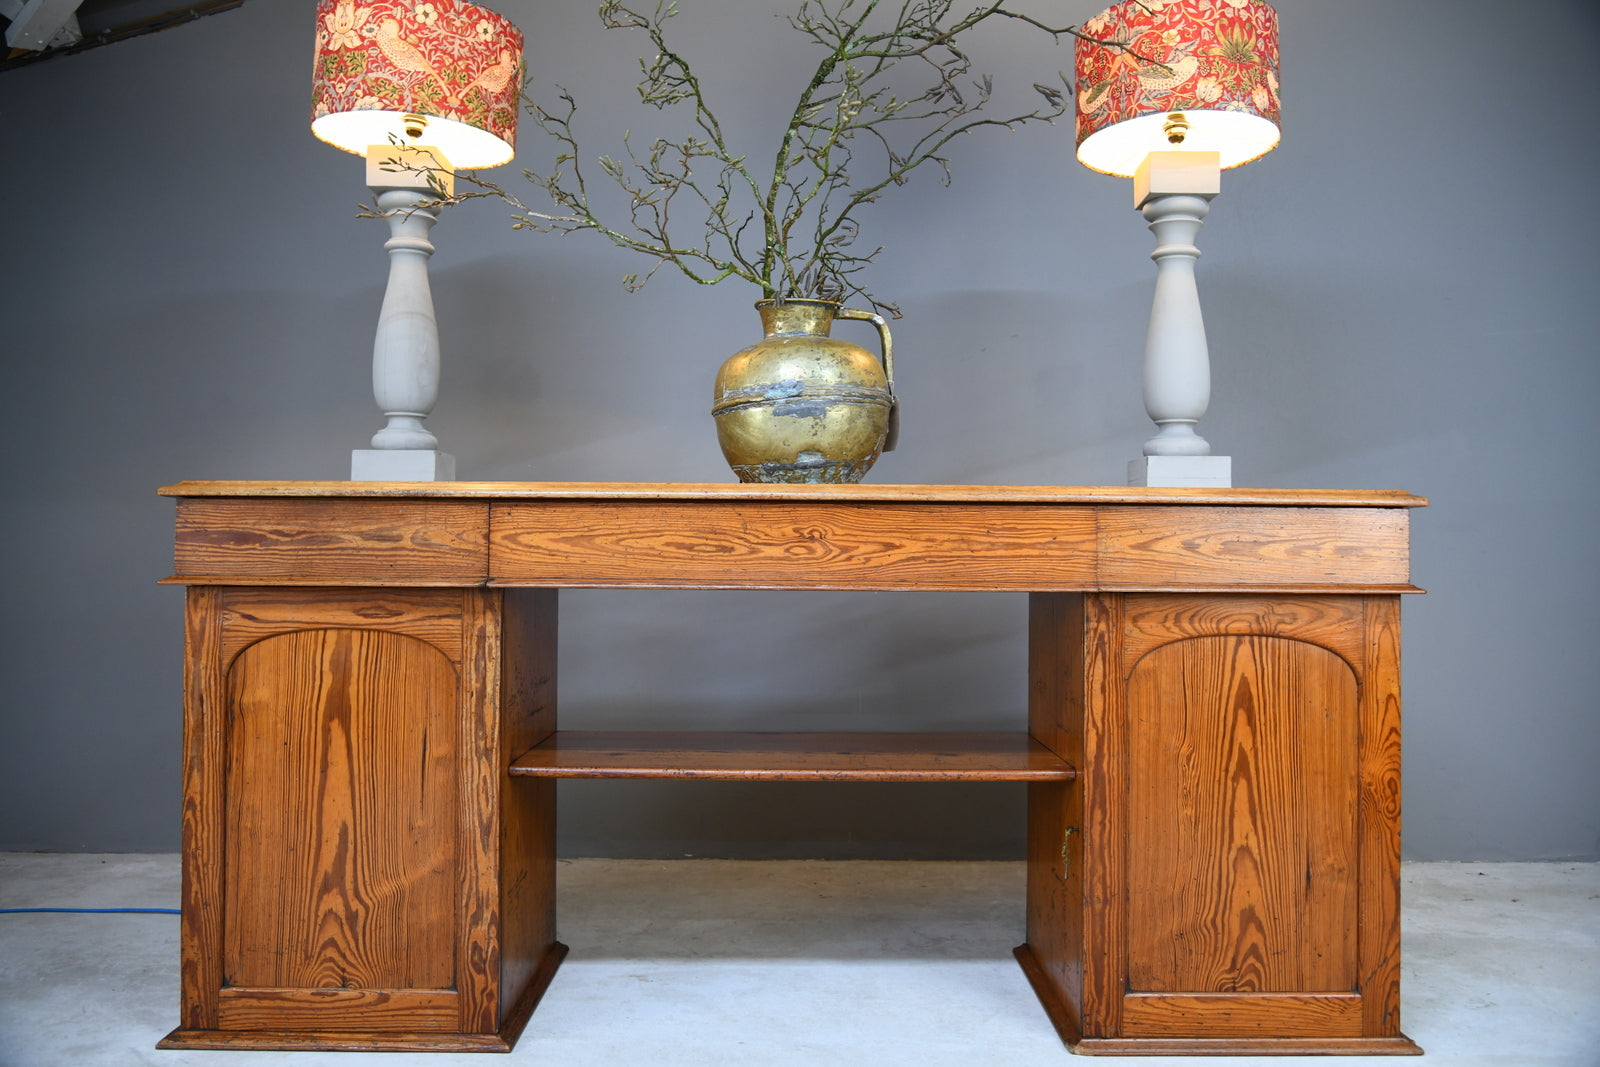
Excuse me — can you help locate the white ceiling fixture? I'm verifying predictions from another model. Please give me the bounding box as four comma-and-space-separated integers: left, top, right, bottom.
3, 0, 84, 50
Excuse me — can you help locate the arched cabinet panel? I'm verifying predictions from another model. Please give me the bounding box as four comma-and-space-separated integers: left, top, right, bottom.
1125, 635, 1359, 995
223, 628, 460, 995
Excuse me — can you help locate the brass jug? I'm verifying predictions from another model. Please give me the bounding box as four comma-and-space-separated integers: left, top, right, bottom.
712, 299, 898, 484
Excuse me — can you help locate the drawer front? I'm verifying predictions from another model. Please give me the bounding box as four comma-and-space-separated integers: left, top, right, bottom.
174, 499, 489, 584
489, 500, 1098, 590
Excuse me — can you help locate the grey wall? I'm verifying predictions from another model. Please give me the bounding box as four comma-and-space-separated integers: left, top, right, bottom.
2, 0, 1596, 860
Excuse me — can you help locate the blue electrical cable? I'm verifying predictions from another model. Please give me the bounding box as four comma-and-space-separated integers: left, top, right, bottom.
0, 907, 180, 914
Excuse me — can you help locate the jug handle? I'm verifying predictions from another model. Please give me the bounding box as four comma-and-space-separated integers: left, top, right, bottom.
835, 307, 898, 452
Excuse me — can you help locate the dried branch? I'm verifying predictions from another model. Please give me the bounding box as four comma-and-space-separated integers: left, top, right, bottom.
462, 0, 1147, 313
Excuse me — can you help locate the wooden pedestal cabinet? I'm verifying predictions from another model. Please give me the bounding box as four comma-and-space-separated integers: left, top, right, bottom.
1019, 593, 1417, 1055
158, 482, 1424, 1055
167, 585, 563, 1051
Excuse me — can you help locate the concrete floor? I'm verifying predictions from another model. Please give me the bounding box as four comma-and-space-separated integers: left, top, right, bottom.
0, 856, 1595, 1066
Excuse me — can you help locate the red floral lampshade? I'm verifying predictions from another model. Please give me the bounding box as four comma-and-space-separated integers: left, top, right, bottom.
1075, 0, 1280, 178
311, 0, 523, 170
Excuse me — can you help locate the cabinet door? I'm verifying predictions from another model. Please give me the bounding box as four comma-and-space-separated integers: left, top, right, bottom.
1122, 628, 1362, 1036
1121, 594, 1405, 1044
177, 589, 483, 1039
219, 626, 462, 1030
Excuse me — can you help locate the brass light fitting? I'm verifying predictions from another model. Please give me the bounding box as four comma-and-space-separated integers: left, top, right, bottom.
1164, 111, 1190, 145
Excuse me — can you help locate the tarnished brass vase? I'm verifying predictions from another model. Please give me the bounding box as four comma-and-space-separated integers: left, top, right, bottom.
712, 299, 898, 484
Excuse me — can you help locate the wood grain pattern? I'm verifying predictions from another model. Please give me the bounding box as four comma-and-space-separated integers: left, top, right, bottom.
497, 590, 559, 1029
1027, 593, 1084, 760
223, 628, 459, 993
1122, 992, 1363, 1037
456, 590, 503, 1034
1098, 507, 1411, 589
174, 499, 488, 584
1360, 596, 1407, 1036
178, 586, 225, 1030
1013, 940, 1082, 1044
1125, 635, 1359, 994
1079, 592, 1126, 1035
508, 731, 1076, 781
160, 480, 1428, 509
1021, 782, 1083, 1041
218, 588, 465, 667
215, 988, 458, 1033
1022, 594, 1411, 1053
500, 590, 558, 751
167, 488, 1422, 592
158, 1027, 514, 1052
489, 501, 1098, 590
1021, 594, 1088, 1043
494, 941, 569, 1049
1121, 595, 1368, 667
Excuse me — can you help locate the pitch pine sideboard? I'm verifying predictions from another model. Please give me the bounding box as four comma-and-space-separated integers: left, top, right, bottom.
156, 481, 1426, 1056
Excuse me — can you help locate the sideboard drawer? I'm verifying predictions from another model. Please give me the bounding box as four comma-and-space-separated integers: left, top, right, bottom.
172, 499, 490, 585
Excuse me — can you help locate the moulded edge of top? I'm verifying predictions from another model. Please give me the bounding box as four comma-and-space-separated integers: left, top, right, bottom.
157, 481, 1429, 509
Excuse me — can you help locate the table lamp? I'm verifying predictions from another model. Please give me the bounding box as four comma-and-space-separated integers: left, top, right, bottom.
311, 0, 523, 481
1075, 0, 1280, 488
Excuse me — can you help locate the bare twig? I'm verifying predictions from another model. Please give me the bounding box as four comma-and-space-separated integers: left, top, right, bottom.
456, 0, 1148, 313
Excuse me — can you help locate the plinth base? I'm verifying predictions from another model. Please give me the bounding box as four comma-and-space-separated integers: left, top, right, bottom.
1070, 1036, 1423, 1056
1014, 945, 1422, 1057
352, 449, 456, 481
158, 941, 567, 1053
1129, 455, 1231, 488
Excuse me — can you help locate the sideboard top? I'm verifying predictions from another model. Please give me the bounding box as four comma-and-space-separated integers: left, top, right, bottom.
159, 481, 1427, 508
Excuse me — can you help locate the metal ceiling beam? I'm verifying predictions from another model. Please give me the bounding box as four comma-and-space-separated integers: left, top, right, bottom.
1, 0, 246, 70
5, 0, 84, 51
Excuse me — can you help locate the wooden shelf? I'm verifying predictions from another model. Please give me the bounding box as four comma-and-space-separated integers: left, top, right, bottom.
508, 731, 1076, 782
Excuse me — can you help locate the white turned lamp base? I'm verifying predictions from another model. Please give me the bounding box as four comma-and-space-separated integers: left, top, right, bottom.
352, 449, 456, 481
1128, 151, 1231, 486
1129, 455, 1232, 488
353, 144, 458, 482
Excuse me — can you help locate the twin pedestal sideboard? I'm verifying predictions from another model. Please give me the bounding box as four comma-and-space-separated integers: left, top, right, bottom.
156, 481, 1425, 1056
